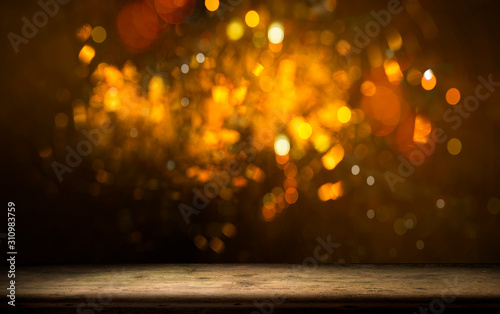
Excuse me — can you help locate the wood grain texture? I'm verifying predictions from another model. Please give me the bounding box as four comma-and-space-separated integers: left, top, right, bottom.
8, 264, 500, 313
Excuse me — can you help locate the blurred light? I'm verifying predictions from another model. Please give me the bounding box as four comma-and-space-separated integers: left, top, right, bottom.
404, 213, 417, 229
38, 146, 53, 158
92, 26, 107, 43
109, 87, 117, 96
337, 106, 351, 123
209, 237, 225, 253
285, 187, 298, 204
252, 31, 266, 48
268, 23, 284, 44
413, 115, 432, 144
205, 0, 219, 12
274, 135, 290, 156
252, 63, 264, 76
54, 113, 69, 128
386, 30, 402, 51
367, 209, 375, 219
423, 69, 433, 80
447, 138, 462, 155
313, 133, 330, 153
212, 86, 229, 103
245, 10, 260, 28
326, 0, 337, 11
194, 235, 208, 250
181, 97, 189, 107
181, 64, 189, 73
166, 160, 176, 170
360, 81, 376, 96
405, 219, 414, 228
298, 122, 312, 140
407, 69, 422, 86
130, 128, 138, 138
416, 240, 425, 250
154, 0, 196, 24
394, 218, 407, 235
78, 45, 95, 64
318, 181, 343, 201
262, 206, 276, 221
321, 144, 344, 170
360, 85, 400, 136
446, 88, 460, 105
436, 198, 445, 209
196, 53, 205, 63
284, 162, 297, 178
76, 24, 92, 42
276, 154, 289, 165
384, 60, 403, 83
117, 2, 159, 52
366, 176, 375, 186
222, 223, 237, 238
283, 177, 297, 190
422, 69, 436, 90
336, 40, 351, 56
227, 18, 245, 41
351, 165, 360, 175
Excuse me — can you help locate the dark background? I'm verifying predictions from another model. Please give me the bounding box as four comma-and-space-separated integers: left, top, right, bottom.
1, 0, 500, 264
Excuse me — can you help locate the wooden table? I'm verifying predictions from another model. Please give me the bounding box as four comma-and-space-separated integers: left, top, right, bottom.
9, 264, 500, 313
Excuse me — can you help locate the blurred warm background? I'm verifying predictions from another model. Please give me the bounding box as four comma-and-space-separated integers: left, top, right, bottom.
1, 0, 500, 264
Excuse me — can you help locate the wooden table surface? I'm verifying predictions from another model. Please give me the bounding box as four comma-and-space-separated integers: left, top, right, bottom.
8, 264, 500, 313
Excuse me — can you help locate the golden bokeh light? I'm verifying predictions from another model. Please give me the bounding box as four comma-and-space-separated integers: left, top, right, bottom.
407, 69, 422, 86
285, 187, 298, 204
245, 10, 260, 28
76, 24, 92, 41
78, 45, 95, 64
318, 181, 343, 201
321, 144, 344, 170
91, 26, 107, 43
337, 106, 351, 123
298, 122, 313, 140
209, 237, 225, 253
384, 60, 403, 84
194, 235, 208, 250
413, 114, 432, 144
154, 0, 196, 24
268, 22, 284, 44
360, 81, 376, 96
227, 18, 245, 40
446, 88, 461, 105
274, 135, 290, 156
54, 112, 69, 128
205, 0, 219, 12
222, 223, 237, 238
421, 69, 437, 90
447, 138, 462, 155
